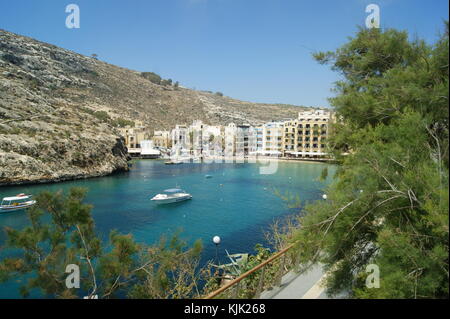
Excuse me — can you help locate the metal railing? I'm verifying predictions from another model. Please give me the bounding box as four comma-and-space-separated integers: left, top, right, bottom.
204, 243, 297, 299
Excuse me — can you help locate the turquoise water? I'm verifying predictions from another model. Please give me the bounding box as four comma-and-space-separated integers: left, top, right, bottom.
0, 159, 336, 298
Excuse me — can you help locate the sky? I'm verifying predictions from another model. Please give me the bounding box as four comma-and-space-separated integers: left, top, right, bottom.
0, 0, 448, 107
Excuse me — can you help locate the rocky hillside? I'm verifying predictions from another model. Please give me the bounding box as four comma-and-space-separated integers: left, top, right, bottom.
0, 29, 311, 186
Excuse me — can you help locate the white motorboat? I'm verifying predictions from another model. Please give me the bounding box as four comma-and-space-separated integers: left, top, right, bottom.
151, 189, 192, 204
0, 194, 36, 213
164, 159, 183, 165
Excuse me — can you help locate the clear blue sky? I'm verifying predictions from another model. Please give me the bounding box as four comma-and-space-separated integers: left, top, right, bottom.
0, 0, 448, 107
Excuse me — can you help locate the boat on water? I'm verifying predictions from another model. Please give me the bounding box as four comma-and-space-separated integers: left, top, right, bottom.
151, 189, 192, 204
211, 250, 249, 286
0, 194, 37, 213
205, 175, 213, 179
164, 159, 183, 165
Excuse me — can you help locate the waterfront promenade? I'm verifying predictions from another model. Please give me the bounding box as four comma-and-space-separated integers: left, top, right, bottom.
260, 264, 347, 299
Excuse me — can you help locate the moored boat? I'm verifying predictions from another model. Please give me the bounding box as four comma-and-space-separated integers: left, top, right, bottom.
0, 194, 37, 213
151, 189, 192, 204
164, 160, 183, 165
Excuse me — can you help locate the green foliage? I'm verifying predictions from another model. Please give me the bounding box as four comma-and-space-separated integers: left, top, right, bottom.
142, 72, 177, 88
295, 24, 449, 298
0, 188, 99, 298
215, 92, 224, 97
2, 53, 23, 66
92, 111, 111, 122
141, 72, 162, 85
0, 188, 205, 299
161, 79, 171, 86
111, 118, 135, 128
78, 107, 135, 127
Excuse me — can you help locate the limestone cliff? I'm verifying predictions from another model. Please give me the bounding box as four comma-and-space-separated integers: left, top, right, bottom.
0, 29, 311, 185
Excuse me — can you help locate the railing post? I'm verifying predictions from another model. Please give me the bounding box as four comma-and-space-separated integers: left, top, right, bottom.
254, 265, 266, 299
275, 254, 286, 286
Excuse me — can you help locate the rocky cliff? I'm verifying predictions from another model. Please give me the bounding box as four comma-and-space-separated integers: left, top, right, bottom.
0, 29, 310, 186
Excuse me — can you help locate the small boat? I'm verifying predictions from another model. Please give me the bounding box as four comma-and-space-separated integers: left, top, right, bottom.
165, 160, 182, 165
211, 250, 249, 286
151, 189, 192, 204
205, 175, 213, 179
0, 194, 36, 213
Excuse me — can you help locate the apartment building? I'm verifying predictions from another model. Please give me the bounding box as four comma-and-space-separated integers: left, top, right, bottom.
224, 123, 237, 156
236, 124, 257, 156
202, 124, 222, 156
171, 124, 188, 153
188, 120, 204, 156
118, 126, 149, 157
261, 122, 283, 156
152, 130, 171, 149
283, 109, 332, 158
255, 126, 264, 153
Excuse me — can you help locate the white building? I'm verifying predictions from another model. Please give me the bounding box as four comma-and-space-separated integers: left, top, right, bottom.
261, 122, 283, 156
202, 124, 222, 156
171, 124, 188, 155
140, 140, 161, 159
255, 126, 263, 153
236, 124, 257, 157
224, 123, 237, 157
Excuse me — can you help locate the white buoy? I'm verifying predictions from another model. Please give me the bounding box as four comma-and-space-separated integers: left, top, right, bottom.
322, 194, 328, 200
213, 236, 221, 245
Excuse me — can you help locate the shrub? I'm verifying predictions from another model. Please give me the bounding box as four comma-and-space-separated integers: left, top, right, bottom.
141, 72, 162, 85
2, 53, 23, 66
112, 118, 135, 128
92, 111, 111, 122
